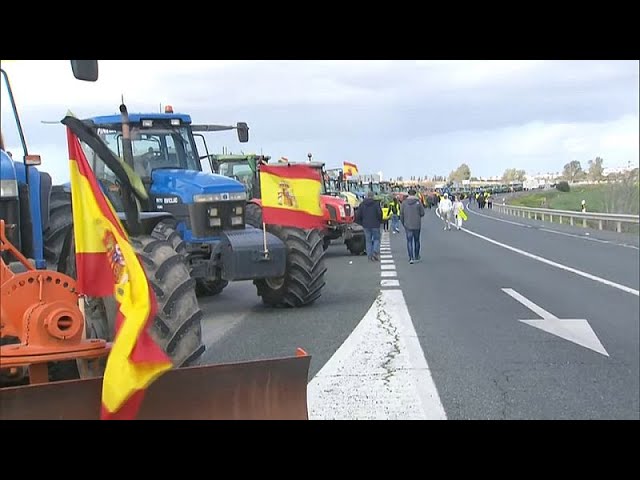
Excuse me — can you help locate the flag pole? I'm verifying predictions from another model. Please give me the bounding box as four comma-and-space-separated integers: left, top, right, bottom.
262, 222, 268, 255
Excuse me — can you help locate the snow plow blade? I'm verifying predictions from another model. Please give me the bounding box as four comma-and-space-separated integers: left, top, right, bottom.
0, 353, 311, 420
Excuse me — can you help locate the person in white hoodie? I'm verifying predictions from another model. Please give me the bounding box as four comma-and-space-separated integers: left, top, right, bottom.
453, 195, 465, 230
438, 192, 454, 230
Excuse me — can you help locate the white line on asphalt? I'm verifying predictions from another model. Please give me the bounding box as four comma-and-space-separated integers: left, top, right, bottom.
381, 259, 394, 264
467, 208, 532, 227
462, 227, 640, 297
381, 264, 396, 270
538, 228, 640, 250
502, 288, 558, 319
380, 255, 393, 259
307, 289, 447, 420
380, 279, 400, 287
381, 271, 397, 277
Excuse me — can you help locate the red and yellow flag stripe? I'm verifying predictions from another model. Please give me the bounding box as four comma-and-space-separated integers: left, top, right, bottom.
343, 161, 358, 177
259, 163, 324, 229
67, 128, 172, 419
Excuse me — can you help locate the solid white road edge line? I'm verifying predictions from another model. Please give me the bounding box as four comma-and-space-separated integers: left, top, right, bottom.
461, 226, 639, 297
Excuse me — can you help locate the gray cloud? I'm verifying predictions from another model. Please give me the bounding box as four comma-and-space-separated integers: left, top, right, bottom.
2, 60, 638, 183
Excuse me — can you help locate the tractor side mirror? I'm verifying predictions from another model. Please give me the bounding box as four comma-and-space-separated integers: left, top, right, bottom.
70, 60, 99, 82
236, 122, 249, 143
25, 154, 41, 166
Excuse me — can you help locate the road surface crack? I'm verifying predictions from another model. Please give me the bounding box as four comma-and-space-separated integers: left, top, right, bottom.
492, 370, 512, 419
375, 294, 401, 389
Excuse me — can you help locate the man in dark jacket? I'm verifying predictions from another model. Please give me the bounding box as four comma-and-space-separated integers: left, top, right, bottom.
356, 191, 383, 261
400, 189, 425, 264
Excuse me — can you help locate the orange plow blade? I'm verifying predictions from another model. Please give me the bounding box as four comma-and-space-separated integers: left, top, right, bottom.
0, 353, 311, 420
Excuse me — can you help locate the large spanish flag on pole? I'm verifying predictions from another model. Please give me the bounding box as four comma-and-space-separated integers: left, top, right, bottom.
259, 163, 324, 229
343, 161, 358, 178
67, 127, 172, 420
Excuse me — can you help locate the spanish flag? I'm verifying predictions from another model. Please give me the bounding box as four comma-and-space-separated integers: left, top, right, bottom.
343, 161, 358, 177
259, 163, 324, 229
67, 127, 172, 420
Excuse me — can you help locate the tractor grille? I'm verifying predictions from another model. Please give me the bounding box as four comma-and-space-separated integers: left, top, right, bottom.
326, 204, 338, 221
188, 200, 246, 238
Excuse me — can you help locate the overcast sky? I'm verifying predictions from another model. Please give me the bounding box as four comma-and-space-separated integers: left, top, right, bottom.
1, 60, 638, 184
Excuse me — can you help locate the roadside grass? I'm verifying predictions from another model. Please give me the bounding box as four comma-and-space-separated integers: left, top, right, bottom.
506, 183, 639, 233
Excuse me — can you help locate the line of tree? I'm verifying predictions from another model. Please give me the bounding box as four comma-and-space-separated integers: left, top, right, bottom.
561, 157, 606, 183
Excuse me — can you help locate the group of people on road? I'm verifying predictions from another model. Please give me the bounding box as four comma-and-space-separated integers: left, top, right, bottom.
355, 189, 469, 264
436, 192, 466, 231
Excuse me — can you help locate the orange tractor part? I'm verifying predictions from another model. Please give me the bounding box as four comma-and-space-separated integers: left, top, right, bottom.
0, 219, 110, 385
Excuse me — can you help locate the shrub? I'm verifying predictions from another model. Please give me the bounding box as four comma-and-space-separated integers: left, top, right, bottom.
556, 181, 570, 192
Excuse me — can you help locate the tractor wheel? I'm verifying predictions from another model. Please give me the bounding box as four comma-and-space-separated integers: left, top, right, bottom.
346, 234, 366, 255
43, 186, 73, 268
51, 228, 205, 381
323, 237, 331, 251
245, 203, 327, 308
151, 220, 228, 298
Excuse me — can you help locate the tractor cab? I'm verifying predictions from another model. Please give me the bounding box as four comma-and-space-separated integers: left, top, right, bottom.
83, 112, 250, 239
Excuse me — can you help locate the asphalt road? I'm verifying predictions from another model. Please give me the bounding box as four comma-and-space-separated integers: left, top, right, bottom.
400, 206, 639, 419
196, 207, 639, 420
197, 241, 379, 379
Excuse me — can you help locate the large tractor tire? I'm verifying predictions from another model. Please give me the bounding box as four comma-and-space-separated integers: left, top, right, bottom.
245, 203, 326, 308
51, 227, 205, 380
346, 233, 366, 255
151, 220, 228, 298
43, 186, 73, 268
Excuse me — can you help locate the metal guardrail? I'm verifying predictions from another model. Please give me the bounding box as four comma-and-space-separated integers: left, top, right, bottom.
493, 202, 639, 233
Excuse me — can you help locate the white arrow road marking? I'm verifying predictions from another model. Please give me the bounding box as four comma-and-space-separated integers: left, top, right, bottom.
502, 288, 609, 357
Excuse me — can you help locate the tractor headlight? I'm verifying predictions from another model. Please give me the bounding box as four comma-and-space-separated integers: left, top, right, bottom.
338, 205, 346, 218
229, 192, 247, 201
234, 206, 243, 215
209, 218, 222, 227
231, 216, 243, 226
194, 192, 247, 203
0, 179, 18, 198
208, 207, 219, 217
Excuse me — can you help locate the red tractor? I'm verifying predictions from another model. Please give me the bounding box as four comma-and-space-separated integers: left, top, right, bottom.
212, 155, 366, 257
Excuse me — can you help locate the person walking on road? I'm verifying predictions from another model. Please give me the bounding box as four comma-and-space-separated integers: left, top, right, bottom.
453, 195, 466, 230
400, 188, 425, 264
389, 196, 401, 233
356, 191, 383, 261
438, 192, 454, 230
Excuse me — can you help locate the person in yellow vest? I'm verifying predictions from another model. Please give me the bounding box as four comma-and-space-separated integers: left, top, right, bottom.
389, 196, 401, 233
381, 202, 392, 231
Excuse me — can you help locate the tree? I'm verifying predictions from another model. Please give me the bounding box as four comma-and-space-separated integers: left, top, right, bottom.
588, 157, 604, 182
502, 168, 526, 183
562, 160, 583, 183
448, 163, 471, 183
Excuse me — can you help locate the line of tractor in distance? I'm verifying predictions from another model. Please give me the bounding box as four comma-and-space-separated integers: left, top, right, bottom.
210, 154, 366, 256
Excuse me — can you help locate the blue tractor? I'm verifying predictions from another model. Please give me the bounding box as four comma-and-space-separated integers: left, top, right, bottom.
46, 107, 326, 307
1, 62, 206, 384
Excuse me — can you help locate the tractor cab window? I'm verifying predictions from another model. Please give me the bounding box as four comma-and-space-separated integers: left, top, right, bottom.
97, 125, 200, 178
218, 162, 255, 197
79, 138, 126, 212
